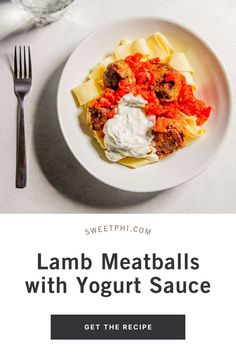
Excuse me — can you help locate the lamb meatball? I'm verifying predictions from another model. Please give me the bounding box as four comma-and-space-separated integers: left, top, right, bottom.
154, 123, 185, 157
88, 105, 111, 131
154, 63, 182, 102
103, 60, 136, 90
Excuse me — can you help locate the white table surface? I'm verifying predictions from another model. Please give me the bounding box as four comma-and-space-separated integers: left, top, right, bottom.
0, 0, 235, 213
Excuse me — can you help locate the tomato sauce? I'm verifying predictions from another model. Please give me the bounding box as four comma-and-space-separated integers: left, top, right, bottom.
90, 53, 212, 128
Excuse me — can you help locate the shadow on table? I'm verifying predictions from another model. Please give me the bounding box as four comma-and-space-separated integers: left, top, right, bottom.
0, 1, 36, 44
34, 63, 159, 209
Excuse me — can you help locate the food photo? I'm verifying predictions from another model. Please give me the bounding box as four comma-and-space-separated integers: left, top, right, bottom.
0, 0, 235, 212
1, 4, 236, 353
72, 32, 211, 168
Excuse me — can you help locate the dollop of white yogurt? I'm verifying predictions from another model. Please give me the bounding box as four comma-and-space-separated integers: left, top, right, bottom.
103, 94, 158, 162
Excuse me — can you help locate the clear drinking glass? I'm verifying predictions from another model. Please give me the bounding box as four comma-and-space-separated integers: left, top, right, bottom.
11, 0, 76, 25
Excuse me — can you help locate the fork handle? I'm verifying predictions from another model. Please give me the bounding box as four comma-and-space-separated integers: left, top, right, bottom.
16, 97, 27, 188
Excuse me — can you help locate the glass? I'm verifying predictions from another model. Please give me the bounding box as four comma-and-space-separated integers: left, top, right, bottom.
11, 0, 76, 25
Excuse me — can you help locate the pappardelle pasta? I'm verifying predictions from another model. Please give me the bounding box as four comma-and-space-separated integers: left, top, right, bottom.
72, 32, 212, 168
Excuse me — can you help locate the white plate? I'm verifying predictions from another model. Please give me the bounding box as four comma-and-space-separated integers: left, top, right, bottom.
57, 17, 231, 193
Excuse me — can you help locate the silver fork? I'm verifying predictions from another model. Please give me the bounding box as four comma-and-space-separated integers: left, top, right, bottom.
14, 46, 32, 188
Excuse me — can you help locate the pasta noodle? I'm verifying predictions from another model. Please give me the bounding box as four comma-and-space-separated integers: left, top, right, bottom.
153, 32, 175, 56
115, 33, 175, 61
115, 43, 133, 60
169, 53, 194, 72
115, 39, 150, 60
132, 39, 150, 57
118, 157, 157, 169
119, 39, 131, 45
147, 34, 170, 61
180, 71, 196, 89
72, 79, 103, 106
179, 114, 205, 139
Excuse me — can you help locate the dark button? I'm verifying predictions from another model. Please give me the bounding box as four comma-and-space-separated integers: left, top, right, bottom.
51, 314, 185, 340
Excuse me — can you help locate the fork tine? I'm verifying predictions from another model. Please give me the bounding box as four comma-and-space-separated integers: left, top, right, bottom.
24, 46, 27, 78
28, 46, 32, 79
19, 46, 22, 78
14, 46, 18, 78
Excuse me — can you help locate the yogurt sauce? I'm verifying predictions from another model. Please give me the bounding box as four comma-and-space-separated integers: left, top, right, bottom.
103, 94, 159, 162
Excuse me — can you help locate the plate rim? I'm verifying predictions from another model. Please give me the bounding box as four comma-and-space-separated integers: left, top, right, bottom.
57, 16, 232, 193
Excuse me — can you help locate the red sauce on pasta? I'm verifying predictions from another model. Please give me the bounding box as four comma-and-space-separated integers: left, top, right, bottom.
90, 53, 211, 129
